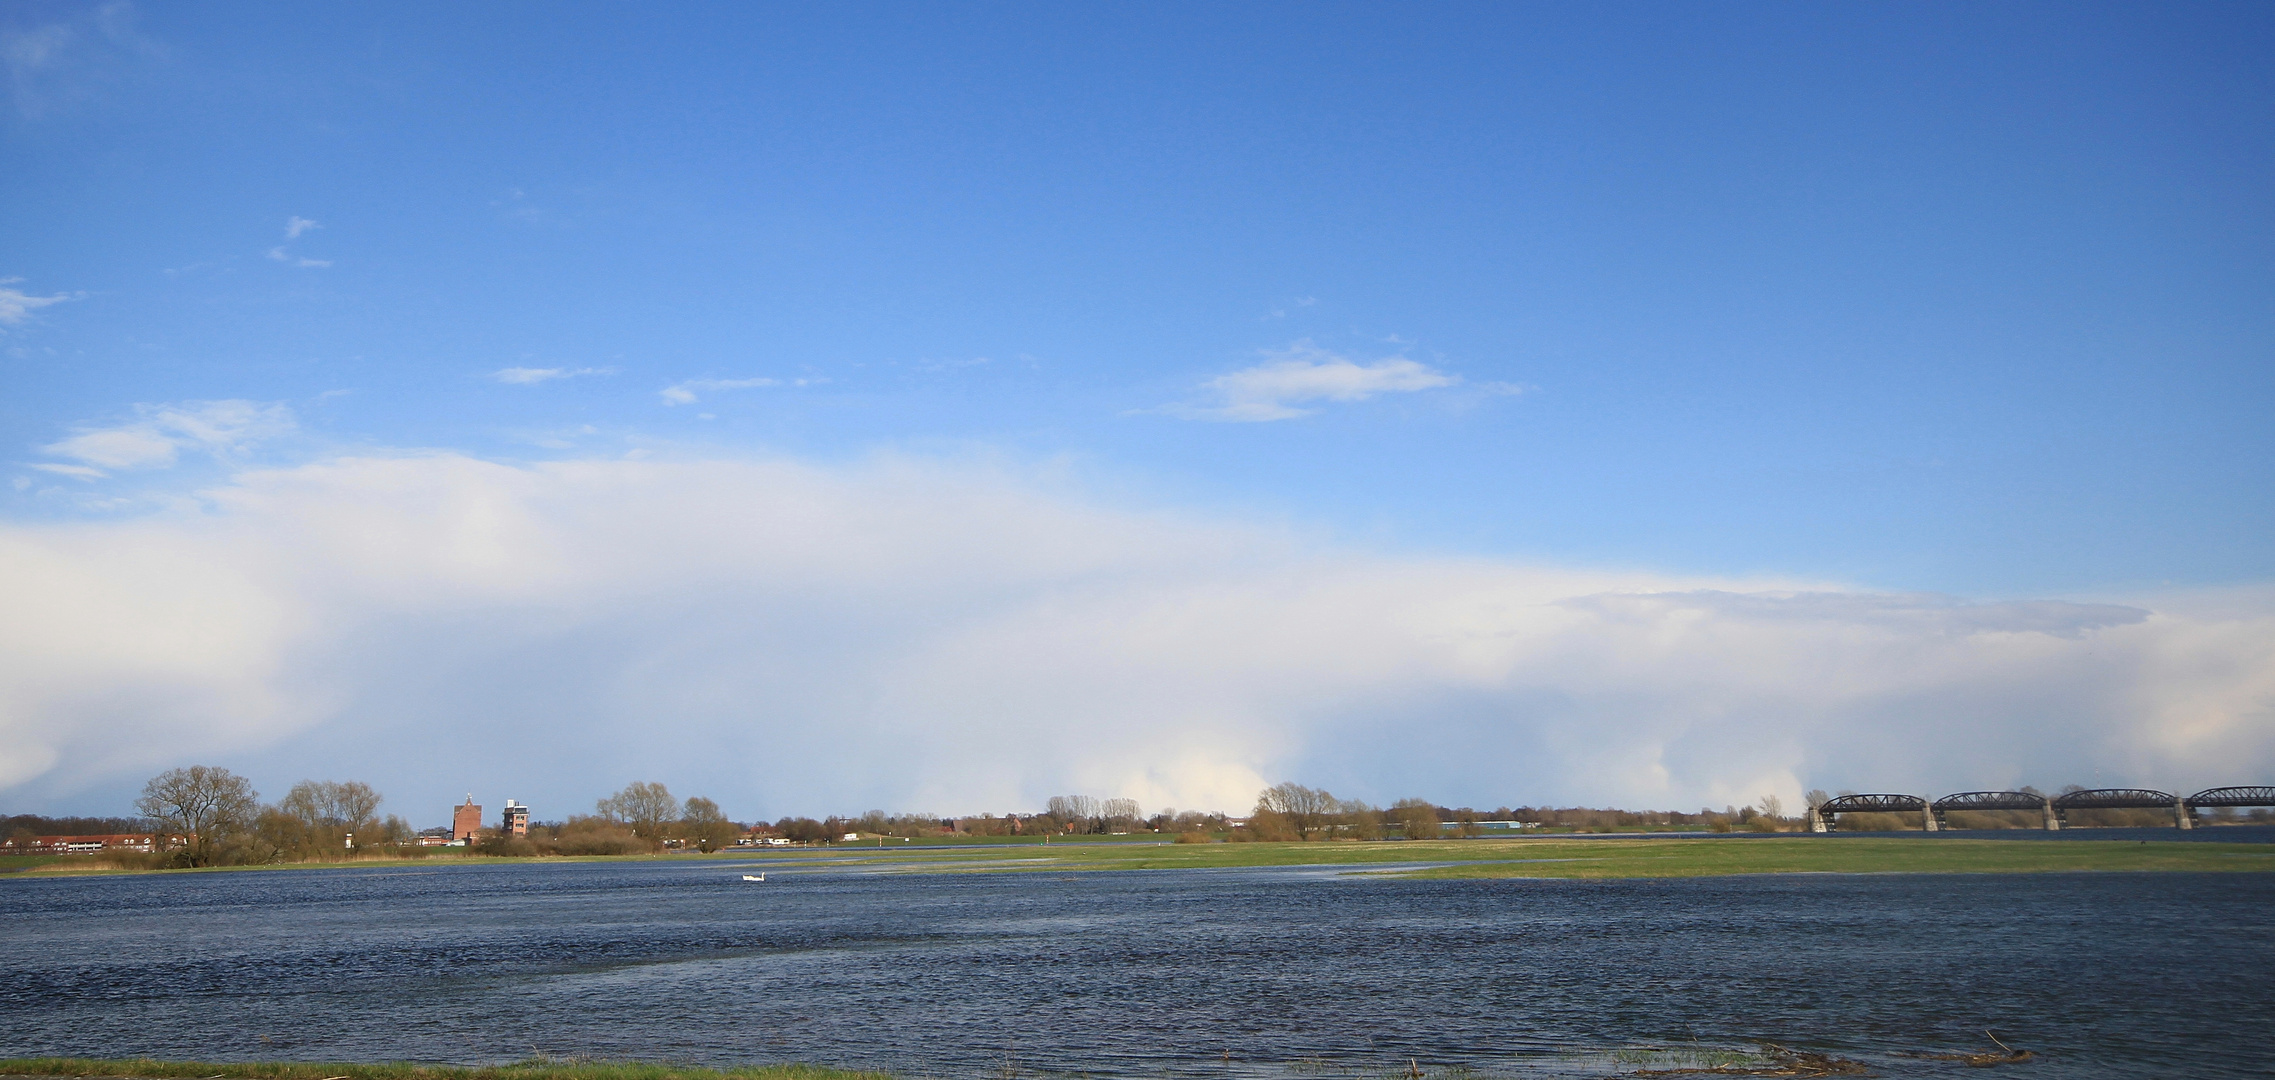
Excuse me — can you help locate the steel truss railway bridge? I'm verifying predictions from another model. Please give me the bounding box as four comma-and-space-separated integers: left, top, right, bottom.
1805, 786, 2275, 832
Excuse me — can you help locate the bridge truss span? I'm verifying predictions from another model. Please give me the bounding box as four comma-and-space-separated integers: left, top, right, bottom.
2186, 786, 2275, 809
2052, 788, 2177, 811
2049, 788, 2189, 829
1808, 793, 1935, 832
1930, 791, 2052, 830
1807, 785, 2267, 833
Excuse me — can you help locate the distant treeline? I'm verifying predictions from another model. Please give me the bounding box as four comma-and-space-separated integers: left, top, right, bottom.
15, 772, 2268, 869
3, 814, 151, 837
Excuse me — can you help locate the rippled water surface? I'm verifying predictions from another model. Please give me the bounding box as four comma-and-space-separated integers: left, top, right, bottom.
3, 860, 2269, 1079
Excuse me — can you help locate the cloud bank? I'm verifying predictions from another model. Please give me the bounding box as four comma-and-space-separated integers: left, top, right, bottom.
1, 451, 2270, 822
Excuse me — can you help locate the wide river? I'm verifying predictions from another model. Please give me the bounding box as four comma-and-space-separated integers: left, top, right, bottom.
2, 859, 2269, 1079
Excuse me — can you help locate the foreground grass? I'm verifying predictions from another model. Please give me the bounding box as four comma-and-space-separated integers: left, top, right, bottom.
0, 1059, 884, 1080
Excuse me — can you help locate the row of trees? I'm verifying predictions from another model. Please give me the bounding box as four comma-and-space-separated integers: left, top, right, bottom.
478, 781, 741, 856
27, 772, 2261, 868
129, 766, 417, 867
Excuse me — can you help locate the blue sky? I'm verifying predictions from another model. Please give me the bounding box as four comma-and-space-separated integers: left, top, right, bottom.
3, 3, 2271, 820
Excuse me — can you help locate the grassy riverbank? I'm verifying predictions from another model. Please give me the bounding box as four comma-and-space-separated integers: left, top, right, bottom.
0, 1060, 884, 1080
10, 834, 2272, 881
868, 834, 2275, 878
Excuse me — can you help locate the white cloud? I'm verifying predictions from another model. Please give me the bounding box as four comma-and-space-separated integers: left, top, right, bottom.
493, 366, 614, 385
26, 463, 106, 480
0, 451, 2267, 821
1265, 296, 1318, 320
1170, 342, 1461, 421
0, 279, 76, 326
284, 216, 318, 239
38, 400, 295, 473
660, 377, 778, 405
2, 2, 164, 120
265, 246, 330, 269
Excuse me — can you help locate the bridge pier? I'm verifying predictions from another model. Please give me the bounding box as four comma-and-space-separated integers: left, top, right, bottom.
2043, 801, 2060, 831
1807, 806, 1828, 832
2176, 799, 2193, 830
1921, 806, 1938, 832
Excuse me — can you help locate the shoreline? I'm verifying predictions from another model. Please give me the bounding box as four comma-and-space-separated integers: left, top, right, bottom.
5, 833, 2272, 881
0, 1061, 884, 1080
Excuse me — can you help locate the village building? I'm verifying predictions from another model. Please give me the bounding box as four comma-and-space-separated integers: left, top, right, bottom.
451, 795, 484, 843
0, 833, 177, 855
501, 799, 529, 837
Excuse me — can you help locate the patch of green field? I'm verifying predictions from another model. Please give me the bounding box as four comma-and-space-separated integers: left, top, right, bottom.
0, 854, 64, 873
1395, 836, 2275, 878
0, 1059, 882, 1080
13, 834, 2270, 881
12, 852, 687, 876
791, 834, 2275, 878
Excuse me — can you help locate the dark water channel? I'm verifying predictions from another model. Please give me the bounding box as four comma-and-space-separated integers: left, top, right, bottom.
2, 861, 2269, 1079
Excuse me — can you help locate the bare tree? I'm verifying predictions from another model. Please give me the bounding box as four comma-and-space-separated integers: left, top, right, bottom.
597, 781, 677, 841
1255, 783, 1340, 839
254, 781, 386, 863
1757, 793, 1784, 821
1047, 795, 1100, 833
1390, 798, 1441, 840
281, 780, 383, 830
136, 766, 260, 867
1337, 797, 1383, 840
680, 796, 736, 853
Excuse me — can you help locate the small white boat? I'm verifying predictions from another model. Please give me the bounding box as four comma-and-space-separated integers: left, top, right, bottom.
742, 873, 766, 882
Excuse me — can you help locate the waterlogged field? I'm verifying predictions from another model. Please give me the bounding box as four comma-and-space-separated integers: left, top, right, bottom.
17, 833, 2275, 881
750, 834, 2275, 878
0, 1062, 884, 1080
3, 853, 2271, 1079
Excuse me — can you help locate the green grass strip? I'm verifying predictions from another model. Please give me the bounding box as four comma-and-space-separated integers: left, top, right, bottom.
12, 834, 2273, 880
0, 1059, 886, 1080
822, 834, 2275, 877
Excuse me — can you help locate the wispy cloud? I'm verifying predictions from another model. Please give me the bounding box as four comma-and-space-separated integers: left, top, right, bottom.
1, 2, 165, 120
492, 188, 548, 225
265, 246, 330, 269
492, 366, 615, 385
37, 400, 295, 475
1265, 296, 1318, 320
1166, 342, 1461, 421
659, 376, 823, 405
913, 356, 992, 373
0, 278, 77, 327
25, 462, 105, 480
265, 216, 330, 267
